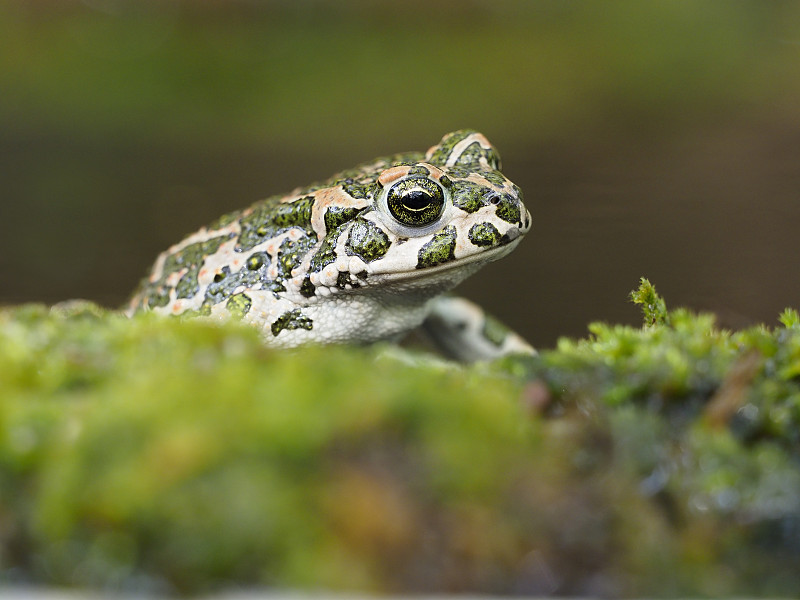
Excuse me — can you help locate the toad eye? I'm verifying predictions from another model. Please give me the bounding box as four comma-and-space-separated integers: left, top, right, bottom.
386, 176, 445, 227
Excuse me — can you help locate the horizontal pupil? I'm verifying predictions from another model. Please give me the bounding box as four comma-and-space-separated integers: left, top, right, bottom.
403, 190, 433, 211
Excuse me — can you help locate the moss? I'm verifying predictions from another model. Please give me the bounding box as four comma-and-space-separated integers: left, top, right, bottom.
2, 282, 800, 595
630, 276, 670, 326
518, 279, 800, 595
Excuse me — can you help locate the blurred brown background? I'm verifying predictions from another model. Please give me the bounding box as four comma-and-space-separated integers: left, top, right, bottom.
2, 0, 799, 348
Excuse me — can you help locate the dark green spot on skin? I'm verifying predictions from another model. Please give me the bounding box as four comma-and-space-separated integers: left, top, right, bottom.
206, 281, 223, 297
159, 236, 228, 300
188, 249, 275, 311
337, 272, 356, 289
427, 130, 503, 171
446, 166, 470, 178
346, 218, 390, 263
495, 196, 521, 225
272, 196, 314, 229
469, 222, 501, 247
482, 170, 507, 186
271, 309, 313, 336
226, 293, 252, 319
457, 141, 502, 170
341, 181, 379, 201
427, 130, 477, 167
174, 270, 199, 300
202, 253, 272, 307
408, 164, 430, 176
276, 236, 315, 280
237, 195, 316, 252
144, 287, 170, 309
451, 180, 485, 213
299, 276, 316, 298
268, 280, 286, 293
309, 235, 339, 274
246, 252, 268, 271
163, 237, 228, 278
417, 225, 457, 269
324, 206, 361, 234
180, 303, 212, 319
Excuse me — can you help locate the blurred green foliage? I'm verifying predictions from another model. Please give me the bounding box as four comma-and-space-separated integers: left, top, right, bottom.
1, 283, 800, 595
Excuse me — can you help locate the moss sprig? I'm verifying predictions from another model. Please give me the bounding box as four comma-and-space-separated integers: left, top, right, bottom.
630, 277, 670, 327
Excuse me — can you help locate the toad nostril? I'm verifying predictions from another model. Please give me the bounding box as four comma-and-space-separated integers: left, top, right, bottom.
489, 196, 501, 205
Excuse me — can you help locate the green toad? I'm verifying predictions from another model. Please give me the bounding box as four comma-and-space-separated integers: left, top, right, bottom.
128, 131, 533, 361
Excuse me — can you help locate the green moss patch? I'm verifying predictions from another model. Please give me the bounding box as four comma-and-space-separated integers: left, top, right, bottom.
1, 284, 800, 596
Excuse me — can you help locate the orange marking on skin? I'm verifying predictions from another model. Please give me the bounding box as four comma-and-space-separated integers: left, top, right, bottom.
420, 162, 445, 179
378, 165, 410, 187
315, 187, 349, 209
